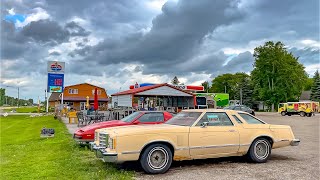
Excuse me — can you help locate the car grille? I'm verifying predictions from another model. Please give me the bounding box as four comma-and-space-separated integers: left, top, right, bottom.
94, 132, 98, 141
99, 132, 108, 148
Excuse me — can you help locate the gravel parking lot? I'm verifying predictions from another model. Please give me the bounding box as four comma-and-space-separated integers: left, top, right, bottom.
133, 112, 319, 180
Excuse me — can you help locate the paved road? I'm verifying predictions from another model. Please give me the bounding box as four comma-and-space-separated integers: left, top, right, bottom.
133, 113, 319, 180
0, 112, 44, 116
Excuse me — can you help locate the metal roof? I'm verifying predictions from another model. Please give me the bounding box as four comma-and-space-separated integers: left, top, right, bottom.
111, 83, 195, 96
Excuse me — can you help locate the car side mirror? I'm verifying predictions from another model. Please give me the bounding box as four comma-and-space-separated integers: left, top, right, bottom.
201, 122, 209, 128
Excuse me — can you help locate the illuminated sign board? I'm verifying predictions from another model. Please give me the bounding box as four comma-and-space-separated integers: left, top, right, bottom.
47, 73, 64, 92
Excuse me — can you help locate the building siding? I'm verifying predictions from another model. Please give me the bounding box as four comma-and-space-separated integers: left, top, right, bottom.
136, 86, 193, 96
49, 83, 108, 110
114, 95, 133, 107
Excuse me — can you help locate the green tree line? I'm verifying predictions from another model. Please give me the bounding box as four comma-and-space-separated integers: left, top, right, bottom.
0, 88, 33, 106
201, 41, 318, 111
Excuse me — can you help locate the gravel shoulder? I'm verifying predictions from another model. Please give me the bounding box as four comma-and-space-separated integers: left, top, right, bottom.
133, 113, 319, 180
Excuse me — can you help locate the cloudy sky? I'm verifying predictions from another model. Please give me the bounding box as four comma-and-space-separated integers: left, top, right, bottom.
1, 0, 319, 101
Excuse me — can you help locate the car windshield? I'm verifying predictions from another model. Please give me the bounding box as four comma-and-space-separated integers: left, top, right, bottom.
165, 112, 202, 126
121, 112, 141, 123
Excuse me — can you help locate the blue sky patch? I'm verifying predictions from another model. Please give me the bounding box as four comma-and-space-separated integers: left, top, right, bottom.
5, 14, 26, 24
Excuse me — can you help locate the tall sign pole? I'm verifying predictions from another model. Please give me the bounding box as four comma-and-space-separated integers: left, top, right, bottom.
47, 61, 65, 112
45, 89, 48, 113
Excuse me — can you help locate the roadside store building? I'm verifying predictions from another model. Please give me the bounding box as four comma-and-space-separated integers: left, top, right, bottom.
49, 83, 109, 111
111, 83, 196, 113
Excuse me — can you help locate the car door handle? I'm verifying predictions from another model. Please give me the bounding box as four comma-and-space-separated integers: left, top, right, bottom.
229, 129, 236, 132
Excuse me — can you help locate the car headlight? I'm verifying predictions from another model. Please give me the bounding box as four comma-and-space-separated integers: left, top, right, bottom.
107, 136, 116, 149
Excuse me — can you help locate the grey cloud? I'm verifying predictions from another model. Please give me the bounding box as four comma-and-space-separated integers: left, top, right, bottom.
65, 21, 90, 37
21, 20, 90, 45
224, 51, 254, 73
49, 51, 61, 56
1, 20, 29, 59
290, 47, 320, 65
68, 45, 92, 57
21, 20, 70, 45
77, 0, 244, 74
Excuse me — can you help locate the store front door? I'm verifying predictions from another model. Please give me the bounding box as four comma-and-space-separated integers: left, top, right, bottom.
80, 102, 86, 111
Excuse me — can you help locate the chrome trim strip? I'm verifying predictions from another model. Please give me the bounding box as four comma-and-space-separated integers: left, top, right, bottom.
240, 143, 250, 146
177, 144, 250, 150
121, 151, 140, 154
275, 139, 289, 143
176, 147, 189, 151
189, 144, 239, 149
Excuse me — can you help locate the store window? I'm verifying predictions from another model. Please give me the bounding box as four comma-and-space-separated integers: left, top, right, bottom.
92, 89, 102, 95
68, 88, 78, 94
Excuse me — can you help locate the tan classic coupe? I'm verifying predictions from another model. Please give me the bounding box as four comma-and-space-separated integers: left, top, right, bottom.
92, 109, 299, 174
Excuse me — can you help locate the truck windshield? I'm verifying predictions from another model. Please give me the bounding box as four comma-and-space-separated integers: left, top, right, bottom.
121, 112, 141, 123
165, 112, 202, 126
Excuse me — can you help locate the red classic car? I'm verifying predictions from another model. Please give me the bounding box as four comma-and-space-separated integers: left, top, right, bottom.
73, 111, 173, 143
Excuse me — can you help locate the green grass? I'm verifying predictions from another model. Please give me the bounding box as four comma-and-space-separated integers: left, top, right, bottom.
2, 106, 55, 113
2, 107, 38, 113
0, 115, 134, 180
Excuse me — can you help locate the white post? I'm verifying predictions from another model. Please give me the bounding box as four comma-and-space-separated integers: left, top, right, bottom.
46, 90, 49, 113
61, 92, 64, 107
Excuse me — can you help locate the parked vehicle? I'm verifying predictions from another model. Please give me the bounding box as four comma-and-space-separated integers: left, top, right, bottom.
92, 109, 299, 174
224, 105, 255, 116
278, 101, 319, 117
73, 111, 173, 144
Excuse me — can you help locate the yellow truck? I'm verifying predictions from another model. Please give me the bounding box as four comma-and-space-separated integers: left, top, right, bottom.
278, 101, 319, 117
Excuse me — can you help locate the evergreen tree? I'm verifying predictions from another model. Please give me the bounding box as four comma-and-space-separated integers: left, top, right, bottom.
171, 76, 180, 85
0, 88, 5, 106
201, 81, 210, 93
310, 70, 320, 101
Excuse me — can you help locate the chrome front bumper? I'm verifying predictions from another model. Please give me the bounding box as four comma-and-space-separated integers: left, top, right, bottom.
92, 144, 118, 163
290, 139, 300, 146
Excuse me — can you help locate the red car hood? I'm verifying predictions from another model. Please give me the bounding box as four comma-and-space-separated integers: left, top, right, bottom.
78, 120, 130, 132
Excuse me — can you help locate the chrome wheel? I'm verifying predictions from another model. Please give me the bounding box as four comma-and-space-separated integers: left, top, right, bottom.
254, 140, 270, 160
147, 147, 169, 171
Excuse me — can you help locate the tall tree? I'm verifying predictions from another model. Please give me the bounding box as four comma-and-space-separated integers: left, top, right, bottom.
0, 88, 5, 106
171, 76, 180, 85
211, 73, 252, 101
211, 73, 234, 96
251, 41, 308, 111
303, 78, 314, 91
201, 81, 211, 93
310, 70, 320, 101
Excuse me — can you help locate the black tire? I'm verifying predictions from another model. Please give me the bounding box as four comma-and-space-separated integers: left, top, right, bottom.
140, 143, 172, 174
300, 112, 305, 117
247, 138, 271, 163
281, 111, 286, 116
307, 113, 312, 117
251, 112, 255, 116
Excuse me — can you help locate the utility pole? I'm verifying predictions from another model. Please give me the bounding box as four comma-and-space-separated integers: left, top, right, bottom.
240, 87, 243, 105
17, 87, 19, 108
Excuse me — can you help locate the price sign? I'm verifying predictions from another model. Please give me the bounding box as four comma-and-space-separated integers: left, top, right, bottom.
48, 73, 64, 92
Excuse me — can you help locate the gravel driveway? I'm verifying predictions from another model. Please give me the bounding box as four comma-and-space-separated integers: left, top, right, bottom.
133, 112, 319, 180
